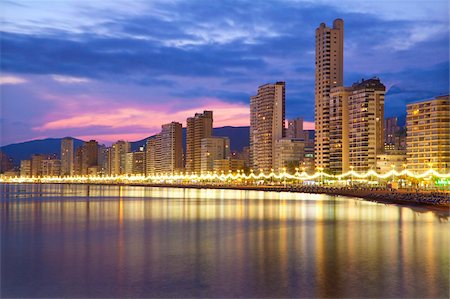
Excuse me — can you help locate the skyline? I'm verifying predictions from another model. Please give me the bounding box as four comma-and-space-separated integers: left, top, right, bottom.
1, 0, 449, 145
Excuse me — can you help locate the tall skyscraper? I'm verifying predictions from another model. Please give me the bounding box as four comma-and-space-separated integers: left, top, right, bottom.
186, 111, 213, 173
160, 122, 183, 174
250, 82, 285, 171
329, 86, 351, 174
60, 137, 74, 176
406, 95, 450, 174
145, 135, 161, 175
329, 78, 385, 173
111, 140, 130, 175
315, 18, 344, 171
81, 140, 98, 175
200, 137, 230, 173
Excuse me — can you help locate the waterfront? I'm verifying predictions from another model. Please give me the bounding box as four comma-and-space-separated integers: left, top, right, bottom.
1, 184, 449, 298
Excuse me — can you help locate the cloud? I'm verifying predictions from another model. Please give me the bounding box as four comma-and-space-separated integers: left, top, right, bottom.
51, 75, 90, 83
0, 75, 27, 85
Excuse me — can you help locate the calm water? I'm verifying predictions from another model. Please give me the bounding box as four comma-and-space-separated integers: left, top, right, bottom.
1, 183, 449, 298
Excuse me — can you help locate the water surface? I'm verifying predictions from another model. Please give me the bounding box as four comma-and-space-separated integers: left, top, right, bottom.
1, 183, 448, 298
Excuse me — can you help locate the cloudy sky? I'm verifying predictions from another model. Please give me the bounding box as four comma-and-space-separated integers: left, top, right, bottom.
1, 0, 448, 145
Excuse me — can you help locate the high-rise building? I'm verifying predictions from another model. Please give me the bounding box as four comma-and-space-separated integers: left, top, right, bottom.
111, 140, 130, 175
315, 18, 344, 171
31, 154, 45, 177
160, 122, 183, 174
186, 111, 213, 173
348, 78, 385, 172
145, 135, 161, 175
406, 95, 450, 174
81, 140, 98, 175
60, 137, 74, 176
329, 86, 351, 174
125, 151, 145, 175
250, 82, 285, 171
329, 78, 385, 173
286, 117, 304, 139
20, 160, 31, 177
384, 117, 399, 149
41, 158, 61, 176
200, 137, 230, 173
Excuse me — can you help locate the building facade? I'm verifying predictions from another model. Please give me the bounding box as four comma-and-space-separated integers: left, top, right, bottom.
186, 111, 213, 173
20, 160, 31, 177
200, 137, 230, 173
406, 95, 450, 174
111, 140, 130, 175
160, 122, 183, 174
315, 19, 344, 171
125, 151, 145, 175
41, 158, 61, 176
273, 138, 306, 172
60, 137, 74, 176
250, 82, 285, 171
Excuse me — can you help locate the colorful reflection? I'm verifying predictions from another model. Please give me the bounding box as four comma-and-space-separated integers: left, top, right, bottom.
1, 183, 448, 298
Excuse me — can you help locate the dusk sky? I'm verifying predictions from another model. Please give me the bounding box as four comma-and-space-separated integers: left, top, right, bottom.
1, 0, 448, 146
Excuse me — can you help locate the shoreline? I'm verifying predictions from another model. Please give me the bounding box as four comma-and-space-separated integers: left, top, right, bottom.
2, 181, 449, 214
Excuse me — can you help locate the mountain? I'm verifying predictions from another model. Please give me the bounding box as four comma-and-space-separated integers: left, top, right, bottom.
1, 126, 250, 166
1, 138, 84, 166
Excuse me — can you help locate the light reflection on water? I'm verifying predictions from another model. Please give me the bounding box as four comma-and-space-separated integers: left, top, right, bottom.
1, 183, 449, 298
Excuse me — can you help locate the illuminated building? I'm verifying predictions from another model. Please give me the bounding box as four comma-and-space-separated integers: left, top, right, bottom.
20, 160, 31, 177
60, 137, 74, 176
376, 151, 407, 174
406, 95, 450, 173
250, 82, 285, 171
329, 86, 351, 174
186, 111, 213, 173
111, 140, 130, 175
145, 136, 161, 175
315, 19, 344, 171
200, 137, 230, 173
160, 122, 183, 174
329, 78, 385, 173
41, 158, 61, 176
125, 151, 145, 175
31, 154, 46, 177
81, 140, 98, 175
274, 138, 306, 172
287, 117, 304, 139
213, 158, 245, 173
384, 117, 406, 152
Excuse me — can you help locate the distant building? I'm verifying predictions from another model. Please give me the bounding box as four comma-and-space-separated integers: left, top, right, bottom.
160, 122, 183, 174
111, 140, 130, 175
186, 111, 213, 173
31, 154, 45, 177
20, 160, 31, 177
60, 137, 74, 176
235, 146, 250, 169
213, 158, 245, 173
145, 136, 161, 175
81, 140, 98, 175
376, 150, 407, 174
125, 151, 145, 175
384, 117, 407, 152
97, 145, 109, 176
200, 137, 230, 173
274, 138, 306, 173
406, 95, 450, 174
41, 158, 61, 176
250, 82, 285, 171
315, 19, 344, 171
0, 152, 14, 174
286, 117, 304, 139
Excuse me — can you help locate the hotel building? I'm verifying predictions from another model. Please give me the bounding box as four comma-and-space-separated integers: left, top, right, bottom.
329, 78, 385, 173
200, 137, 230, 173
250, 82, 285, 171
315, 19, 344, 171
406, 95, 450, 173
60, 137, 74, 176
186, 111, 213, 173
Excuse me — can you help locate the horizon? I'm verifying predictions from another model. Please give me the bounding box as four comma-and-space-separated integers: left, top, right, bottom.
1, 0, 449, 145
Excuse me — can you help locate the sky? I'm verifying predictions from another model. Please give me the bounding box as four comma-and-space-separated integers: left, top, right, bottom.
1, 0, 449, 146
